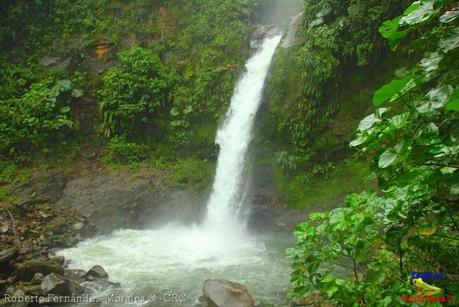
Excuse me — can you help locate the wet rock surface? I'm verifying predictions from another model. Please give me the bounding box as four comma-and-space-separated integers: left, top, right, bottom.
57, 168, 208, 234
246, 161, 308, 235
202, 279, 255, 307
41, 273, 72, 296
17, 259, 64, 281
83, 265, 108, 280
8, 167, 208, 235
13, 170, 70, 204
0, 199, 98, 304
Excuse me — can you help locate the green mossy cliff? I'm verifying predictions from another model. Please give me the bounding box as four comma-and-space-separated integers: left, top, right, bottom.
259, 0, 412, 207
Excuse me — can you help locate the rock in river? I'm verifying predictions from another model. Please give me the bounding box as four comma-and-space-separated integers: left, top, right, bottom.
83, 265, 108, 279
202, 279, 255, 307
41, 273, 71, 296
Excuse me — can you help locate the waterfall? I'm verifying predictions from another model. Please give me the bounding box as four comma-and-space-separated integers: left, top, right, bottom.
205, 35, 281, 228
58, 34, 288, 305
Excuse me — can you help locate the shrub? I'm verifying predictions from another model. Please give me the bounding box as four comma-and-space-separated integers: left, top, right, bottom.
0, 160, 17, 184
0, 187, 12, 202
0, 79, 74, 158
167, 158, 215, 189
0, 61, 38, 99
98, 47, 173, 138
102, 137, 147, 165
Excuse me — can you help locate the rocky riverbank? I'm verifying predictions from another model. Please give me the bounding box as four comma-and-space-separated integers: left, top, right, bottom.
0, 198, 94, 305
0, 159, 311, 306
0, 163, 208, 305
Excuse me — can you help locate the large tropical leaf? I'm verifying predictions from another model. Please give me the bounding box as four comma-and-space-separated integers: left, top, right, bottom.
446, 88, 459, 111
373, 75, 414, 106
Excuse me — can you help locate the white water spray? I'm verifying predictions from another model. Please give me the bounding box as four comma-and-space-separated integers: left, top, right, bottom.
206, 35, 281, 228
58, 35, 287, 305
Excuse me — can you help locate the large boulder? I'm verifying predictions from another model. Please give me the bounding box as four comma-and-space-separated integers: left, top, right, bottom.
17, 259, 64, 281
40, 272, 84, 297
83, 265, 108, 279
202, 279, 255, 307
40, 273, 71, 296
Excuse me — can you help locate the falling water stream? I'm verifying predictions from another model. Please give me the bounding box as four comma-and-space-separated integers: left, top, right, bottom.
206, 35, 281, 229
59, 35, 290, 306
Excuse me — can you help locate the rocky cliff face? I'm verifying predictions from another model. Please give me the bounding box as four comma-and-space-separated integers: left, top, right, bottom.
57, 168, 208, 234
12, 167, 208, 235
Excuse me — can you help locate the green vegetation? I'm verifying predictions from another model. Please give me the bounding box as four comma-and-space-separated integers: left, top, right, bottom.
288, 1, 459, 305
102, 137, 148, 167
98, 47, 173, 138
264, 0, 413, 206
0, 160, 18, 184
164, 158, 216, 189
268, 0, 410, 168
274, 159, 373, 208
0, 78, 77, 159
0, 0, 266, 179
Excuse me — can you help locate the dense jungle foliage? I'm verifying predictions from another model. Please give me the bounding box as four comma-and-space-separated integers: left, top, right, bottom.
0, 0, 297, 183
288, 0, 459, 305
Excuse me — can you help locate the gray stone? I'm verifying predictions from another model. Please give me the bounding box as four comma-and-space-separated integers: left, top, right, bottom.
41, 273, 71, 296
14, 171, 70, 204
39, 56, 60, 67
83, 265, 108, 279
202, 279, 255, 307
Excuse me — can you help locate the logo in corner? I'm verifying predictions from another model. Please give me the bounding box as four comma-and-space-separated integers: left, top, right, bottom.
413, 278, 442, 296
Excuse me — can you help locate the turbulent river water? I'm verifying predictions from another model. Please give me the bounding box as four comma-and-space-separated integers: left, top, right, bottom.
59, 35, 290, 306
